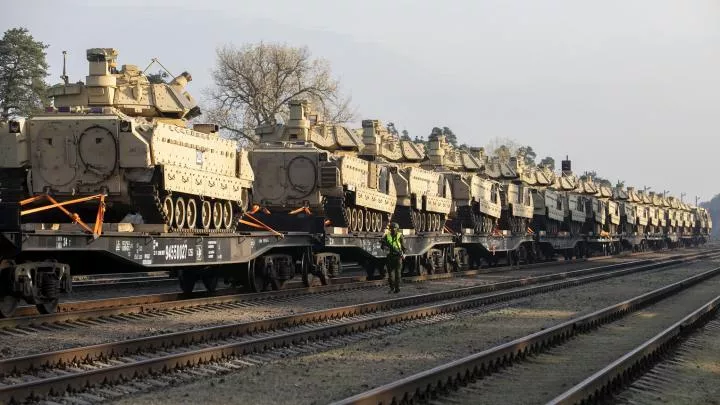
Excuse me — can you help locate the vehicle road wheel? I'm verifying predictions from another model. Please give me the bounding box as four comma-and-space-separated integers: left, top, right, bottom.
200, 200, 212, 229
186, 198, 198, 229
162, 195, 174, 226
212, 201, 223, 229
174, 196, 186, 229
350, 208, 358, 232
222, 201, 234, 229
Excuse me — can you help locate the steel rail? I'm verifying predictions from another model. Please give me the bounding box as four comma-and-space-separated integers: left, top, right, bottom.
0, 252, 714, 403
1, 268, 504, 328
547, 295, 720, 405
330, 266, 720, 405
3, 252, 714, 331
1, 252, 671, 328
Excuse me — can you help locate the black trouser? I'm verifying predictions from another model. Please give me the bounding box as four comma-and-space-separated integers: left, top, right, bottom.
387, 254, 402, 291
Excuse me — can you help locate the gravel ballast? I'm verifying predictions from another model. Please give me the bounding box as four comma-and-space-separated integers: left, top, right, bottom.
0, 258, 636, 358
106, 257, 720, 405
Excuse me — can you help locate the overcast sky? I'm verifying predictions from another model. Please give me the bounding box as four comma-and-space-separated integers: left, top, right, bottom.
3, 0, 719, 204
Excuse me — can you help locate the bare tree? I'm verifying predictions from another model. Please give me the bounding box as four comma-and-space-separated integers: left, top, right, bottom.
206, 42, 356, 144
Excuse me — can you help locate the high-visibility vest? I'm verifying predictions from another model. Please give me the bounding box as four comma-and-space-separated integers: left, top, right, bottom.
384, 232, 403, 253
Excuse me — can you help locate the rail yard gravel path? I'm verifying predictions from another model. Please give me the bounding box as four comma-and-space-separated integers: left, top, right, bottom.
612, 318, 720, 405
0, 258, 637, 358
103, 256, 720, 405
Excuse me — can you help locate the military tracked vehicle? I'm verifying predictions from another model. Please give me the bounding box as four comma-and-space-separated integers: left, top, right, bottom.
484, 147, 535, 236
529, 158, 589, 259
422, 130, 501, 234
0, 48, 253, 231
359, 121, 453, 233
250, 100, 396, 233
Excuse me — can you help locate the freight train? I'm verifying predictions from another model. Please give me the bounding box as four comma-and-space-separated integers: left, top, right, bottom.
0, 48, 711, 317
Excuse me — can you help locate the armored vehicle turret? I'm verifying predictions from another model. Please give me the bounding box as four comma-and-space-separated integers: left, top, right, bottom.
250, 100, 396, 233
0, 48, 253, 230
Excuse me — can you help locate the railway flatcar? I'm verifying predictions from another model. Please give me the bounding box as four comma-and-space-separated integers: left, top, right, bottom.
0, 47, 711, 318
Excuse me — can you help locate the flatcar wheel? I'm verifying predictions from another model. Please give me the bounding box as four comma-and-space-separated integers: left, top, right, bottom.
186, 198, 198, 229
0, 296, 18, 318
174, 197, 186, 229
202, 274, 219, 293
364, 211, 372, 232
356, 209, 364, 232
178, 270, 198, 294
162, 195, 174, 226
249, 261, 268, 292
36, 299, 59, 315
222, 200, 233, 229
200, 200, 212, 229
517, 245, 528, 265
212, 201, 223, 229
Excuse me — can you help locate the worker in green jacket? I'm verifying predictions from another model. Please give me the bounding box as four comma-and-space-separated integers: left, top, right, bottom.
381, 222, 406, 293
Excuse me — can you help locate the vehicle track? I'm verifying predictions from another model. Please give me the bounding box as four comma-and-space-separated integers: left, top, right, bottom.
333, 266, 720, 405
0, 252, 715, 404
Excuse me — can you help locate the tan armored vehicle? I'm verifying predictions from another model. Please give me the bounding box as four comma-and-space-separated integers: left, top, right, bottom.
250, 100, 396, 233
530, 158, 580, 236
0, 48, 253, 230
572, 177, 606, 236
484, 148, 535, 235
613, 186, 641, 236
359, 121, 452, 232
422, 130, 501, 234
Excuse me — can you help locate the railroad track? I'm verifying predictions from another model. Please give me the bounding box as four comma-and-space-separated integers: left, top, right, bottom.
1, 250, 673, 330
331, 261, 720, 405
1, 268, 503, 332
611, 317, 720, 405
0, 250, 716, 404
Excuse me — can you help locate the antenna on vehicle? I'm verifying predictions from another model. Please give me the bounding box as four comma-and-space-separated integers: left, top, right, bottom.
61, 51, 69, 85
142, 57, 174, 79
